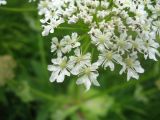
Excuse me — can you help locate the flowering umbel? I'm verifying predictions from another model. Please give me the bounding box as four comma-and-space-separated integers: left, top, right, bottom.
38, 0, 160, 90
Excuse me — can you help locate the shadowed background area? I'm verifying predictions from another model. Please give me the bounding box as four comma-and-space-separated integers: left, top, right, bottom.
0, 1, 160, 120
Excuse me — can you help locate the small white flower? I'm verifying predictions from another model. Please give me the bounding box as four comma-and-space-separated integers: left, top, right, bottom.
48, 56, 70, 83
42, 18, 64, 36
69, 48, 91, 75
68, 15, 79, 24
134, 5, 148, 23
51, 37, 67, 57
97, 50, 122, 71
120, 52, 144, 81
153, 20, 160, 35
151, 3, 160, 18
76, 62, 100, 91
90, 28, 112, 51
143, 39, 160, 61
131, 37, 144, 53
62, 32, 80, 52
115, 32, 132, 54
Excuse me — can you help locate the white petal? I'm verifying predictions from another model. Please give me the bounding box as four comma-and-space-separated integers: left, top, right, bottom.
127, 69, 139, 81
74, 48, 81, 56
48, 65, 55, 71
149, 48, 158, 61
90, 73, 100, 86
104, 61, 114, 71
49, 69, 60, 82
57, 72, 65, 83
134, 61, 144, 73
120, 64, 126, 75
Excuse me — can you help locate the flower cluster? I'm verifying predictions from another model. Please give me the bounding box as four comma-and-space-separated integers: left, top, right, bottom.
48, 33, 100, 90
39, 0, 160, 90
0, 0, 6, 5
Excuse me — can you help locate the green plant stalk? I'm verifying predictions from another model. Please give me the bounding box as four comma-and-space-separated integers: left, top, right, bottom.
0, 7, 37, 12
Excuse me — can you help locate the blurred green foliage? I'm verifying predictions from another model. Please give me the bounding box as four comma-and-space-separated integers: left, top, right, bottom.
0, 1, 160, 120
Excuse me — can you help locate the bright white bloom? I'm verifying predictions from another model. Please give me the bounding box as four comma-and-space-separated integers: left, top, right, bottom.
153, 20, 160, 35
42, 18, 64, 36
0, 0, 6, 5
51, 33, 80, 56
115, 33, 132, 54
90, 28, 112, 51
69, 48, 91, 75
143, 39, 160, 61
120, 52, 144, 81
151, 2, 160, 18
62, 32, 80, 52
76, 62, 100, 91
97, 50, 122, 71
48, 57, 71, 83
131, 37, 144, 53
51, 37, 67, 57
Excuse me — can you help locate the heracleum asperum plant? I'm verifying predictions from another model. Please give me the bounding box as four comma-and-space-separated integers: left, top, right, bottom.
1, 0, 160, 90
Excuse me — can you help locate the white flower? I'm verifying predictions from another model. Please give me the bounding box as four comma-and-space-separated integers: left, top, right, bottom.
153, 20, 160, 35
134, 5, 148, 23
0, 0, 6, 5
69, 48, 91, 75
62, 32, 80, 52
42, 18, 64, 36
143, 39, 160, 61
151, 3, 160, 18
51, 37, 67, 57
97, 10, 109, 19
90, 28, 112, 51
115, 0, 132, 9
68, 15, 79, 24
115, 32, 132, 54
131, 37, 144, 53
48, 56, 70, 83
97, 50, 122, 71
76, 62, 100, 91
120, 52, 144, 81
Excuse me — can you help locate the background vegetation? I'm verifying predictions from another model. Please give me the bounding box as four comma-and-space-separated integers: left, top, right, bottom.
0, 1, 160, 120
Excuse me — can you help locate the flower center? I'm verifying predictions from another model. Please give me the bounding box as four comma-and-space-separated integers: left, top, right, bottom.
51, 11, 55, 16
132, 41, 138, 49
56, 43, 61, 49
60, 60, 67, 69
144, 42, 149, 48
117, 40, 125, 48
84, 67, 91, 75
125, 58, 133, 67
99, 35, 105, 44
106, 51, 113, 60
76, 56, 83, 63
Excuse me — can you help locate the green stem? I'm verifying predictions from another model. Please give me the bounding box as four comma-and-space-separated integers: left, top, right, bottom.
38, 33, 49, 79
56, 27, 88, 31
30, 87, 57, 101
0, 7, 36, 12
